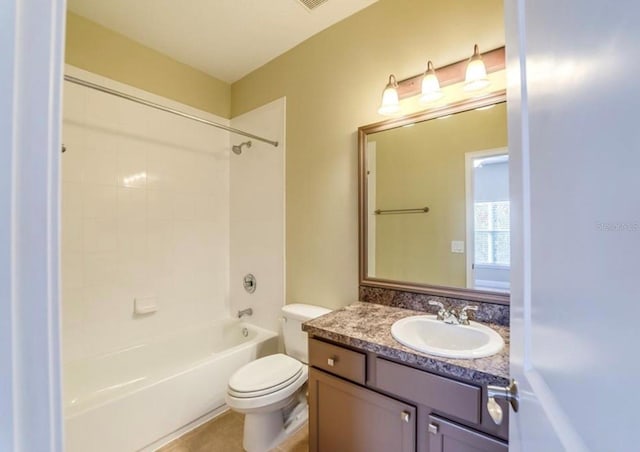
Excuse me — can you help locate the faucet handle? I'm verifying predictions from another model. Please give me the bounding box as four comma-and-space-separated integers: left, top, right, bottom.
428, 300, 447, 321
459, 305, 478, 325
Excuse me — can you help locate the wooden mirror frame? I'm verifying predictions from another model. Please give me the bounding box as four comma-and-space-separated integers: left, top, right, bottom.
358, 90, 509, 305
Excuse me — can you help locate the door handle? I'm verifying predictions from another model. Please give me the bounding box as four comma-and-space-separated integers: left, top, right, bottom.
486, 379, 519, 425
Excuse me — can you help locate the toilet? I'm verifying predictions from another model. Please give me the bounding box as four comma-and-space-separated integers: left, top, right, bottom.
226, 303, 331, 452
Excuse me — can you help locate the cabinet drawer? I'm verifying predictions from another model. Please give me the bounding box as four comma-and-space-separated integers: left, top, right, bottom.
309, 338, 366, 384
375, 358, 481, 424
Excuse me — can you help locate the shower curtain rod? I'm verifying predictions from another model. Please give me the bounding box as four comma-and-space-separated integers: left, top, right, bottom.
63, 75, 279, 148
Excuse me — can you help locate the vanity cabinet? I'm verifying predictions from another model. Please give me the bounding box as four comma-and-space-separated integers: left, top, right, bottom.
308, 337, 508, 452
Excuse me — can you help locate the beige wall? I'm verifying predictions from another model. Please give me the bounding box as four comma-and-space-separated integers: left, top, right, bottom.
65, 12, 230, 118
371, 103, 507, 287
64, 1, 505, 310
231, 0, 505, 309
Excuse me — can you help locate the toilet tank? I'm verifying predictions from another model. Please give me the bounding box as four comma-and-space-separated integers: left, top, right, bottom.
281, 303, 331, 364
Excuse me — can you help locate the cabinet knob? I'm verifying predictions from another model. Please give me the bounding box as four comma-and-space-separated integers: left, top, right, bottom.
401, 411, 411, 423
428, 423, 439, 435
327, 356, 337, 367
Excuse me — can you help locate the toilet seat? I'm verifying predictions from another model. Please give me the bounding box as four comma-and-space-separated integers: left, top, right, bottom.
226, 364, 308, 413
228, 354, 303, 398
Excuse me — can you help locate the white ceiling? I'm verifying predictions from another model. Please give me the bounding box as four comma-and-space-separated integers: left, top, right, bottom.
67, 0, 379, 83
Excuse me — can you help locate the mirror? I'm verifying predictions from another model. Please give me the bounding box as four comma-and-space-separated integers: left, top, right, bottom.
358, 91, 509, 304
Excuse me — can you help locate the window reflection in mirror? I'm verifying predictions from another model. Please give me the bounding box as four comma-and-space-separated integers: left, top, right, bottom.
363, 100, 508, 297
467, 150, 509, 292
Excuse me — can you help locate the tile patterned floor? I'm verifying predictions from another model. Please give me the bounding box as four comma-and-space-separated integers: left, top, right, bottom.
157, 410, 308, 452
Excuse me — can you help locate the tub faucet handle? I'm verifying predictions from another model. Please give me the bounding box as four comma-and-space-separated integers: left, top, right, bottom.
237, 308, 253, 318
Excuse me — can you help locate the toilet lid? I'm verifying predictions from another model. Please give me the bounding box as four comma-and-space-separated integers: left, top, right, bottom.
228, 354, 303, 397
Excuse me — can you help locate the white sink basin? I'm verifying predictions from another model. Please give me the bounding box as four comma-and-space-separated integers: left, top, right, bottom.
391, 315, 504, 359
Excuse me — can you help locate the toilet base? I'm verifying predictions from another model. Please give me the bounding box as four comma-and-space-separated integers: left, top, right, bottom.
242, 398, 308, 452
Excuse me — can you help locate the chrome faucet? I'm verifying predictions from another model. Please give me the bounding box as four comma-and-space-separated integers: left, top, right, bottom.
458, 305, 478, 325
237, 308, 253, 318
428, 300, 448, 321
428, 301, 477, 325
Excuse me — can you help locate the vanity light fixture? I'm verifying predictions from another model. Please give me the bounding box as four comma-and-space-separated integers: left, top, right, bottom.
420, 60, 443, 104
377, 74, 401, 116
464, 44, 490, 92
374, 46, 504, 115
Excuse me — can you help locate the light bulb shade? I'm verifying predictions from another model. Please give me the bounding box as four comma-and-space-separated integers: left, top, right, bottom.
420, 61, 442, 104
378, 74, 400, 115
464, 45, 490, 92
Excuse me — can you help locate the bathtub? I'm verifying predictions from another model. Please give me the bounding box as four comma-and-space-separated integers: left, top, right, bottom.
64, 320, 278, 452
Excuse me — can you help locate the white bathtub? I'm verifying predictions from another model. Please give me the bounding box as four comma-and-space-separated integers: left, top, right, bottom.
64, 320, 278, 452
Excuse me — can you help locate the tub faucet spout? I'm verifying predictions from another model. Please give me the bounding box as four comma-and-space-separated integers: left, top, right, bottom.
237, 308, 253, 318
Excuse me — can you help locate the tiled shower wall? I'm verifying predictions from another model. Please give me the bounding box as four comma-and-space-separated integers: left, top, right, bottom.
61, 67, 230, 362
230, 98, 286, 333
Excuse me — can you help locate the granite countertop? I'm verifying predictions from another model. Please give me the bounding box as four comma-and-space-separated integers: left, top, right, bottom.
303, 302, 509, 386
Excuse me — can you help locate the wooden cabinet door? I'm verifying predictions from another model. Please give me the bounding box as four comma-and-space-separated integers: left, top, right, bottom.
309, 368, 416, 452
428, 415, 507, 452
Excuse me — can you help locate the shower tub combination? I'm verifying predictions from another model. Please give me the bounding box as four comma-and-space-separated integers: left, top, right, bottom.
64, 320, 278, 452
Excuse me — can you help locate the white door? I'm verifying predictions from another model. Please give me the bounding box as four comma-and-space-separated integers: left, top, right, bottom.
0, 0, 65, 451
506, 0, 640, 450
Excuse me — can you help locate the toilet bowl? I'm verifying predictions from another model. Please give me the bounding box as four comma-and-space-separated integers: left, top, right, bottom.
225, 304, 330, 452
